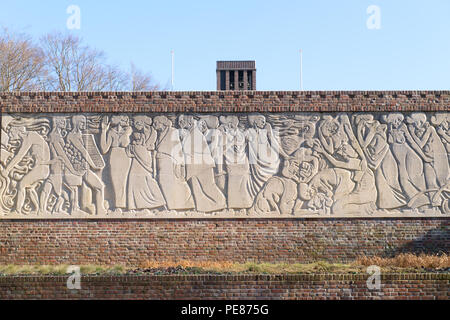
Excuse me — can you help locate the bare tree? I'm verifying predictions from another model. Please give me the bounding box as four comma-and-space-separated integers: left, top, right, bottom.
40, 32, 113, 91
1, 29, 162, 92
103, 64, 128, 91
0, 28, 46, 91
129, 62, 160, 91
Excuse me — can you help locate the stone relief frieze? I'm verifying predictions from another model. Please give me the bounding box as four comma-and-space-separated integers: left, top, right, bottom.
0, 112, 449, 218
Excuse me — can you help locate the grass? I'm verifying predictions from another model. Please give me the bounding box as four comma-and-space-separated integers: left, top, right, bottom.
0, 254, 448, 275
355, 253, 449, 269
0, 264, 126, 275
138, 260, 361, 274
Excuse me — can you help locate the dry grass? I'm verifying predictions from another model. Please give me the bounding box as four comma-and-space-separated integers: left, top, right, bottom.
230, 261, 361, 274
0, 264, 127, 275
0, 254, 448, 275
139, 259, 361, 274
140, 260, 235, 271
140, 254, 449, 273
355, 253, 449, 269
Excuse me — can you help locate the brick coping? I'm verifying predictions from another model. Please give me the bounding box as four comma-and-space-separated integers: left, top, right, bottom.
2, 90, 450, 95
0, 216, 447, 222
0, 273, 448, 282
1, 90, 449, 113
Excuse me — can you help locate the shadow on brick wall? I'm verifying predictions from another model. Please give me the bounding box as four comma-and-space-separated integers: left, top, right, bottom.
384, 220, 449, 257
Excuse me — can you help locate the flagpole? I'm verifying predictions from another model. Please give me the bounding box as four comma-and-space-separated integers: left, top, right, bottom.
300, 49, 303, 91
171, 50, 174, 90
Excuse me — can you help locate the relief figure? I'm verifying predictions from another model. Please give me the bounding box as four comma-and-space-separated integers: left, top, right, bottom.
66, 115, 107, 215
1, 118, 50, 214
247, 114, 281, 198
431, 113, 450, 159
0, 115, 14, 167
407, 113, 449, 194
253, 147, 317, 215
39, 117, 74, 215
318, 115, 348, 156
220, 116, 253, 209
313, 115, 377, 214
100, 115, 132, 209
354, 115, 406, 209
178, 115, 226, 212
383, 113, 432, 208
153, 116, 195, 210
198, 116, 225, 191
126, 116, 166, 211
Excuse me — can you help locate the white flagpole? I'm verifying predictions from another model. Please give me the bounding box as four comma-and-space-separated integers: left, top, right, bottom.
300, 49, 303, 91
171, 50, 174, 90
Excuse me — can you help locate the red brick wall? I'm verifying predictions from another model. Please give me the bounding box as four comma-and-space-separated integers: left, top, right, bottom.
1, 91, 449, 113
0, 91, 449, 265
0, 219, 447, 265
0, 274, 448, 300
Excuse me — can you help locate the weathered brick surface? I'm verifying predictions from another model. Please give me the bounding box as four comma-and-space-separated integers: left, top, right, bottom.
0, 274, 448, 300
0, 91, 449, 113
0, 218, 447, 265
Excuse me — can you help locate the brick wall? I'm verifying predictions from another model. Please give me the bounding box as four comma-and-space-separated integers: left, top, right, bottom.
0, 91, 449, 265
0, 274, 448, 300
0, 218, 447, 265
1, 91, 449, 113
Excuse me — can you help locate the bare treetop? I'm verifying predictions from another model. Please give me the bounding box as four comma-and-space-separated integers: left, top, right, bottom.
0, 29, 161, 92
130, 62, 160, 91
0, 28, 46, 92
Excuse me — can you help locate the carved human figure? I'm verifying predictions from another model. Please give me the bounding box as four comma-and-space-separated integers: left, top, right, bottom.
66, 115, 107, 215
100, 115, 132, 210
126, 116, 166, 211
253, 161, 299, 215
153, 116, 194, 210
198, 116, 224, 190
39, 117, 75, 215
219, 115, 253, 209
407, 113, 449, 196
318, 115, 348, 156
253, 147, 316, 215
313, 115, 377, 214
178, 115, 226, 212
383, 113, 432, 208
280, 120, 316, 156
354, 115, 406, 209
292, 145, 333, 214
0, 115, 13, 214
1, 120, 50, 215
292, 145, 320, 184
0, 115, 14, 167
246, 114, 281, 198
431, 113, 450, 158
304, 167, 359, 214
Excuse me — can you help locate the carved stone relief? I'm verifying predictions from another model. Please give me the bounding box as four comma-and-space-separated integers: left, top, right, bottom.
0, 112, 449, 218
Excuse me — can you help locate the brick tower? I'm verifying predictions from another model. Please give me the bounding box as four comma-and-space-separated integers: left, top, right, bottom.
216, 61, 256, 91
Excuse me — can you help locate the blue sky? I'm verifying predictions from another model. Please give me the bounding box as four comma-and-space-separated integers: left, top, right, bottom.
1, 0, 449, 91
